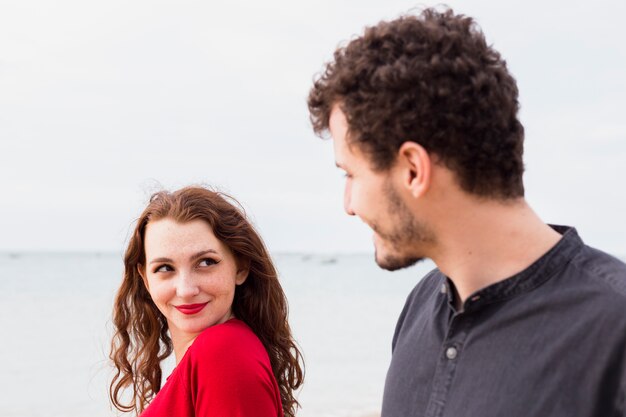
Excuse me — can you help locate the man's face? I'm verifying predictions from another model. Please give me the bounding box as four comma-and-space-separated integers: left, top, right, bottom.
329, 106, 433, 271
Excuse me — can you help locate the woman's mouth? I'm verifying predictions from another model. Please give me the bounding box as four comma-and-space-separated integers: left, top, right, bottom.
175, 302, 209, 315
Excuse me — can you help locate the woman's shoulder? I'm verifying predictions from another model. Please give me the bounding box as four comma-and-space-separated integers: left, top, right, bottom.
186, 318, 270, 367
192, 318, 263, 350
181, 319, 279, 404
178, 319, 282, 415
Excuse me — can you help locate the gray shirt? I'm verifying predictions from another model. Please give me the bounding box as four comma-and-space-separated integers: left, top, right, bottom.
381, 226, 626, 417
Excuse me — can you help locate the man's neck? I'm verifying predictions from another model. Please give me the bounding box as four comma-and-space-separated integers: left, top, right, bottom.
430, 198, 562, 308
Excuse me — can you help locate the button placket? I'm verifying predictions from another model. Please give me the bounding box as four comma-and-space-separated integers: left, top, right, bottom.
424, 312, 473, 417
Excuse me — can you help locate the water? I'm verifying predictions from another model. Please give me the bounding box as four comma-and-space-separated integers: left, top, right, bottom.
0, 252, 431, 417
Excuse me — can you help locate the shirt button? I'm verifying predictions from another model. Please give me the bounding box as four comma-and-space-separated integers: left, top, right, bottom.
441, 284, 447, 294
446, 347, 458, 360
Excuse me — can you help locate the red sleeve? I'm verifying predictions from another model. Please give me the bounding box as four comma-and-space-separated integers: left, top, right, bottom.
187, 320, 283, 417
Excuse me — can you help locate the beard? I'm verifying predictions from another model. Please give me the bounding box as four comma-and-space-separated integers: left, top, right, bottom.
372, 179, 435, 271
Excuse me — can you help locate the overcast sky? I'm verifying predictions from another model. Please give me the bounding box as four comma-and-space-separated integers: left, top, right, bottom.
1, 0, 625, 255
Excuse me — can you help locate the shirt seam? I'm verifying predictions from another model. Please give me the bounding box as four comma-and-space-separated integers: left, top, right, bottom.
567, 248, 626, 300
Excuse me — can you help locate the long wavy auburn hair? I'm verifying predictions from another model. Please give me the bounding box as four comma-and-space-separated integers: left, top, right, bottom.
110, 186, 304, 416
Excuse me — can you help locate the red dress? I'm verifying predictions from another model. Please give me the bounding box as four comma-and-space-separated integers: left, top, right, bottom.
141, 319, 283, 417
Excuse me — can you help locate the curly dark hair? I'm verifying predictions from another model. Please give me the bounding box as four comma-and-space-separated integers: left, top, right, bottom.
308, 7, 525, 199
110, 186, 304, 416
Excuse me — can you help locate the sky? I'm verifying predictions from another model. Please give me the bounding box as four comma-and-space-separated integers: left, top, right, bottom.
1, 0, 625, 255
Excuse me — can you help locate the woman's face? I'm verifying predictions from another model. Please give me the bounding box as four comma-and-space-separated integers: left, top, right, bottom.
140, 217, 248, 345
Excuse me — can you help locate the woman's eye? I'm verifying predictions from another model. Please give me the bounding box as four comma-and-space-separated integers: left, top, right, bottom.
154, 264, 173, 273
199, 258, 217, 267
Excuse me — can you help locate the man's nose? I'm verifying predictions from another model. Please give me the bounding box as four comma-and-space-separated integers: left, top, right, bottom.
344, 183, 355, 216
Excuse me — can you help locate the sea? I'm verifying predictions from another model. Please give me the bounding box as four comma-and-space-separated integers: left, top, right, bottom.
0, 252, 432, 417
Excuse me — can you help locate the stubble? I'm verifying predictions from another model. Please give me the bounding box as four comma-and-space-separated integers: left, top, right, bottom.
373, 179, 435, 271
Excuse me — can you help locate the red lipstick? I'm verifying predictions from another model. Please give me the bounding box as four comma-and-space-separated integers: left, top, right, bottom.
175, 302, 208, 315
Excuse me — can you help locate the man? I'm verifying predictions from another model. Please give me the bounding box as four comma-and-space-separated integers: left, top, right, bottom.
308, 8, 626, 417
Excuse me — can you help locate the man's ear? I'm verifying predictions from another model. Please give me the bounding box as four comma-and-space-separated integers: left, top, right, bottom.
137, 264, 149, 290
235, 260, 250, 285
397, 141, 432, 198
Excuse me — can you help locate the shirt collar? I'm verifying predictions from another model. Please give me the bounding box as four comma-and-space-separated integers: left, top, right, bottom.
443, 225, 584, 313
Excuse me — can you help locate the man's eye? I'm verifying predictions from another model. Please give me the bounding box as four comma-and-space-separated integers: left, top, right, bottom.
154, 264, 173, 273
199, 258, 218, 267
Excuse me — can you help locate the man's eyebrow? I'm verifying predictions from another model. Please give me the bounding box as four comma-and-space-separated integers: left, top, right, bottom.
149, 249, 218, 265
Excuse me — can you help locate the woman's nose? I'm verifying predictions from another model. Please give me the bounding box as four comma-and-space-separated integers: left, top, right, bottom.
176, 271, 200, 298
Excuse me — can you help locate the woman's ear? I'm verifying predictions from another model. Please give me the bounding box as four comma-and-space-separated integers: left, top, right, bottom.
397, 141, 432, 198
235, 261, 250, 285
137, 264, 149, 290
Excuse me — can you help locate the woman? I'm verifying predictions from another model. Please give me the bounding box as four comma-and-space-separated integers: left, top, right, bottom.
109, 186, 304, 416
